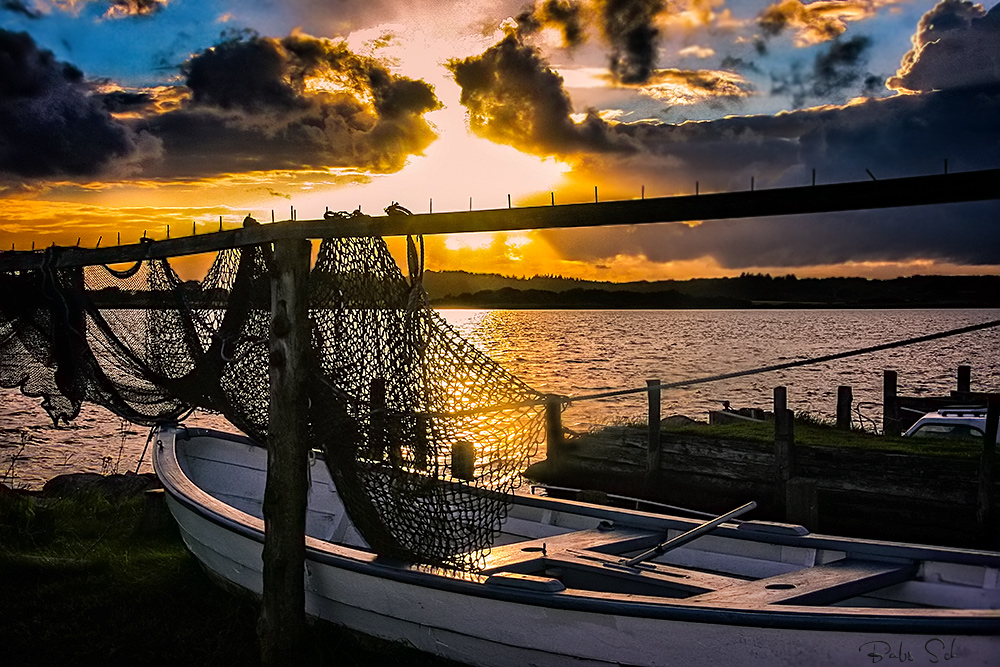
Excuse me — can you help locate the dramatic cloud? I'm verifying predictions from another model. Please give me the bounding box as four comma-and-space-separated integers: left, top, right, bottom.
0, 29, 156, 179
452, 20, 1000, 240
515, 0, 671, 83
516, 0, 587, 47
757, 0, 892, 46
888, 0, 1000, 93
137, 32, 442, 177
637, 67, 752, 105
596, 0, 667, 83
771, 35, 876, 107
2, 0, 169, 19
448, 33, 631, 154
1, 1, 41, 18
103, 0, 169, 19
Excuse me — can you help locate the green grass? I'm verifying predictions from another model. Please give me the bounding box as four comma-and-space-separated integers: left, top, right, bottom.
651, 414, 984, 458
0, 489, 459, 667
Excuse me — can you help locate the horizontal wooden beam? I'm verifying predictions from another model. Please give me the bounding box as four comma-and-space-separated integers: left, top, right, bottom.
2, 168, 997, 271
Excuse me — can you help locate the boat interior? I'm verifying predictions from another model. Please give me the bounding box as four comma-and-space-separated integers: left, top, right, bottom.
171, 428, 1000, 612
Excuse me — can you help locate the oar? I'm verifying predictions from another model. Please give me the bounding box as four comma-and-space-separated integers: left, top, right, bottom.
621, 501, 757, 567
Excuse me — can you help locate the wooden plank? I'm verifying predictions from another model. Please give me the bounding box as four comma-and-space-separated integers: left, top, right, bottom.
555, 548, 746, 595
481, 526, 663, 573
3, 168, 999, 270
683, 558, 917, 607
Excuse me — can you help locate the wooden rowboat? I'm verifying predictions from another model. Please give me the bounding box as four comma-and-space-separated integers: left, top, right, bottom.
152, 425, 1000, 666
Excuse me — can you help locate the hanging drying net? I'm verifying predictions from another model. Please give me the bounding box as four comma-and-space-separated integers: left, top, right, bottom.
0, 235, 545, 570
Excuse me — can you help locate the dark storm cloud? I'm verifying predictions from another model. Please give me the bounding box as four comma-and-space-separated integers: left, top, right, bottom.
597, 0, 666, 84
137, 32, 441, 177
888, 0, 1000, 93
1, 1, 41, 19
756, 0, 876, 46
538, 83, 1000, 268
0, 29, 154, 179
515, 0, 668, 84
448, 33, 631, 155
540, 200, 1000, 269
98, 89, 157, 113
772, 35, 873, 107
453, 19, 1000, 269
516, 0, 587, 47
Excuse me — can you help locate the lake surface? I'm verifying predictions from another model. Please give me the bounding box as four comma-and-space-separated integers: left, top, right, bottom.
2, 308, 997, 489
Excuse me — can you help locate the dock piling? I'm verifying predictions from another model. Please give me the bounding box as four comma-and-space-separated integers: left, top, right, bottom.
883, 370, 901, 437
646, 379, 661, 475
836, 385, 853, 431
958, 365, 972, 395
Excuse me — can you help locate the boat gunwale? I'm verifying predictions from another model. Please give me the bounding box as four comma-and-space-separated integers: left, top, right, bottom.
152, 425, 1000, 636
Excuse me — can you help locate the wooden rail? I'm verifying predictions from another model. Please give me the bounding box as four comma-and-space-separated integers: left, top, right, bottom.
2, 168, 998, 271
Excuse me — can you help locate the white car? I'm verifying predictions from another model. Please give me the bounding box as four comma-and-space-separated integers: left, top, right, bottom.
903, 407, 999, 444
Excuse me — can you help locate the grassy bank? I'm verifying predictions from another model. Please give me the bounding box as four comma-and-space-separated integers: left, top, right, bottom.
658, 415, 983, 458
0, 485, 455, 667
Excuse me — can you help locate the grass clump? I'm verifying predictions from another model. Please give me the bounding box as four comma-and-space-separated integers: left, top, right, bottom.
0, 484, 460, 667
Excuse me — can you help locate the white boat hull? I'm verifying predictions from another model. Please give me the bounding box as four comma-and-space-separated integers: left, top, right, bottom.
154, 426, 1000, 667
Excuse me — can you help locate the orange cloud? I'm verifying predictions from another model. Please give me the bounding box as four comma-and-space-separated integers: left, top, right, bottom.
757, 0, 901, 46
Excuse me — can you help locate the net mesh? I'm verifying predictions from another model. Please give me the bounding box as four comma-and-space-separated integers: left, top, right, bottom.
0, 237, 545, 570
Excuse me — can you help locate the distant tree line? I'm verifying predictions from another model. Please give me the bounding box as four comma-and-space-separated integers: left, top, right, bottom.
425, 272, 1000, 309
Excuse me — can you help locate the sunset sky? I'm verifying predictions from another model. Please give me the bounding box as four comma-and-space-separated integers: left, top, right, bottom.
1, 0, 998, 281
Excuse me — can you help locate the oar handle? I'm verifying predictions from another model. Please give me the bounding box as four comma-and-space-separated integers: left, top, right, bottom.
622, 501, 757, 567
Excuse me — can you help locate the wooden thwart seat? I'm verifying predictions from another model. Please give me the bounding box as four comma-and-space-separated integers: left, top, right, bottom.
481, 525, 663, 573
683, 557, 918, 607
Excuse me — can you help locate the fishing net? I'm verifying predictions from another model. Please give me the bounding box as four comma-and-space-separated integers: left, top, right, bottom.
0, 236, 545, 570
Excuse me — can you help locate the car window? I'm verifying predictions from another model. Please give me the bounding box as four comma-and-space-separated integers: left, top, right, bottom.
909, 423, 985, 441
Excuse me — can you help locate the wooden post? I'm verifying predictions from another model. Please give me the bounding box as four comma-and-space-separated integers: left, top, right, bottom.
452, 440, 475, 480
774, 387, 795, 519
977, 398, 999, 548
836, 385, 853, 431
883, 370, 900, 437
545, 394, 563, 468
958, 365, 972, 395
646, 380, 661, 475
260, 238, 310, 667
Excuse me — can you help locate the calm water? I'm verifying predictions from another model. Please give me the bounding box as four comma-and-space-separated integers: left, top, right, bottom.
2, 308, 997, 489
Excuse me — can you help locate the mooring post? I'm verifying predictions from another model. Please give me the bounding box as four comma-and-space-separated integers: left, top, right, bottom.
260, 238, 311, 667
836, 385, 853, 431
646, 379, 661, 475
545, 394, 563, 469
774, 387, 795, 519
883, 370, 900, 437
958, 365, 972, 395
976, 397, 999, 548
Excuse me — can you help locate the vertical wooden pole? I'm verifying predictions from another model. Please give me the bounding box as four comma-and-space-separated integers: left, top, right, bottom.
883, 370, 900, 437
260, 238, 310, 667
774, 387, 795, 519
646, 380, 661, 475
836, 385, 853, 431
958, 365, 972, 395
977, 398, 999, 548
545, 394, 563, 469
